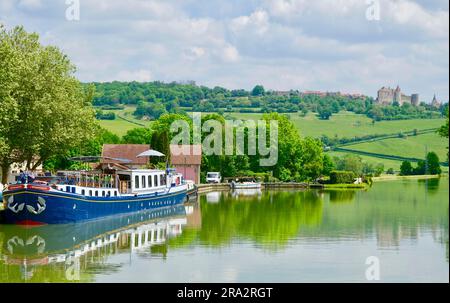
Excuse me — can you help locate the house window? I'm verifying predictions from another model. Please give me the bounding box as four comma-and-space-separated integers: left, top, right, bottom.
135, 175, 140, 189
142, 176, 146, 188
148, 175, 152, 188
154, 175, 158, 187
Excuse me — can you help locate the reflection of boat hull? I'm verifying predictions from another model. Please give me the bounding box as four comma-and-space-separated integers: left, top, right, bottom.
2, 186, 186, 225
1, 204, 187, 257
186, 187, 198, 202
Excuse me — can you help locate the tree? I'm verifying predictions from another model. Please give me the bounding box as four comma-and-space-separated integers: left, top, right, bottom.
251, 85, 265, 96
438, 105, 449, 162
321, 154, 335, 176
298, 137, 324, 181
0, 26, 97, 183
43, 128, 120, 171
262, 113, 302, 181
400, 161, 412, 176
426, 151, 441, 175
413, 160, 426, 175
438, 106, 449, 138
317, 106, 332, 120
122, 128, 151, 144
374, 163, 384, 177
334, 154, 364, 176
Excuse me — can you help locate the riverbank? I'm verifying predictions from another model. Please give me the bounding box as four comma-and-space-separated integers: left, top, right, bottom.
322, 183, 368, 189
196, 182, 368, 193
372, 174, 444, 182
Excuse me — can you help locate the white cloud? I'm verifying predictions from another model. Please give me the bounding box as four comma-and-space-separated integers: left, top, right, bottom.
18, 0, 42, 9
221, 45, 240, 62
116, 69, 153, 82
0, 0, 447, 102
230, 9, 269, 35
183, 47, 206, 60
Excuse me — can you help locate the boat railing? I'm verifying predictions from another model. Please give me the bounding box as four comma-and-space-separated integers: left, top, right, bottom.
57, 172, 118, 189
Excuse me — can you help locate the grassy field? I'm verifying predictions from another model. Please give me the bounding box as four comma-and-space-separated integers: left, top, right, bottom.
327, 150, 408, 171
97, 105, 151, 136
227, 111, 444, 138
342, 132, 448, 161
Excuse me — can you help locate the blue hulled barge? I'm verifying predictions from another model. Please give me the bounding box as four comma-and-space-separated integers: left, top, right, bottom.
2, 164, 187, 225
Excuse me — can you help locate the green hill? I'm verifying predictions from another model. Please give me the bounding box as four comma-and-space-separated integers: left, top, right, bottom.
97, 109, 448, 172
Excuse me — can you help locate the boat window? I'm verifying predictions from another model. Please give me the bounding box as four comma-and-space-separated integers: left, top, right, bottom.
148, 175, 152, 187
154, 175, 158, 187
71, 187, 76, 194
95, 191, 98, 197
160, 174, 166, 186
142, 175, 146, 188
102, 191, 106, 197
66, 186, 70, 192
114, 191, 118, 197
135, 175, 140, 189
81, 189, 85, 196
89, 190, 92, 196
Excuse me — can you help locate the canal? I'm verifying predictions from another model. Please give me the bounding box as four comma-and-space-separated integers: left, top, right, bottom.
0, 178, 448, 282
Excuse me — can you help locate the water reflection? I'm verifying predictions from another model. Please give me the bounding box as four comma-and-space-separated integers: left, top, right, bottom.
0, 205, 187, 282
231, 188, 262, 199
0, 178, 448, 282
326, 189, 356, 203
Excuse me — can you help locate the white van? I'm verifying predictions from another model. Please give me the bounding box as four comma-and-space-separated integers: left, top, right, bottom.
206, 172, 222, 184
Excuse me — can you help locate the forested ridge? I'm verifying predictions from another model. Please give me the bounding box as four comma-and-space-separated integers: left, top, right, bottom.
86, 81, 446, 121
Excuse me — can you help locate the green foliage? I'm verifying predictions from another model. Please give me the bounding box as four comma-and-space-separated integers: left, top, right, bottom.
317, 106, 332, 120
438, 105, 449, 138
400, 152, 441, 176
122, 128, 151, 144
329, 171, 356, 184
0, 26, 98, 182
134, 101, 168, 120
322, 154, 335, 176
95, 109, 116, 120
251, 85, 265, 96
426, 152, 442, 175
374, 163, 385, 177
44, 128, 120, 171
333, 154, 364, 176
400, 161, 413, 175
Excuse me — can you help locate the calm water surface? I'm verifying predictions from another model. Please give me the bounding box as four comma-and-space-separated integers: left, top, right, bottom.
0, 178, 448, 283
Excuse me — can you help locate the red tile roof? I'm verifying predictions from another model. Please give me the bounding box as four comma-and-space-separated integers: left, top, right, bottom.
101, 144, 149, 165
170, 145, 202, 165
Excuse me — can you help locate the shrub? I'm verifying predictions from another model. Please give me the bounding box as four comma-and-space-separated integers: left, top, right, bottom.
386, 168, 395, 175
329, 170, 356, 184
400, 161, 413, 175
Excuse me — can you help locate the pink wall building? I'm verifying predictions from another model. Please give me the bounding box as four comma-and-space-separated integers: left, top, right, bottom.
170, 145, 202, 184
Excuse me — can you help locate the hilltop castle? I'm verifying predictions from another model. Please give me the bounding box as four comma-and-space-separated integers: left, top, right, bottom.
431, 94, 442, 108
376, 85, 419, 106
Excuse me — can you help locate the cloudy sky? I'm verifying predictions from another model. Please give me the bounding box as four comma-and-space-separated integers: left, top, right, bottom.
0, 0, 448, 102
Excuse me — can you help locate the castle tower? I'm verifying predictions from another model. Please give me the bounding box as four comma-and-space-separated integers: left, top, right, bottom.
394, 85, 402, 104
431, 94, 440, 108
411, 94, 419, 106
